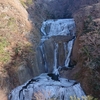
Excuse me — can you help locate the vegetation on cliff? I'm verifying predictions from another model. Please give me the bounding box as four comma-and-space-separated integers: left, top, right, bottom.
19, 0, 33, 8
0, 0, 35, 99
79, 16, 100, 98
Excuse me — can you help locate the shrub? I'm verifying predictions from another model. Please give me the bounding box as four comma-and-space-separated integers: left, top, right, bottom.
19, 0, 33, 8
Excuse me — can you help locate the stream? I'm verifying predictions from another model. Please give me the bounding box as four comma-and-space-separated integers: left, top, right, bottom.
9, 19, 85, 100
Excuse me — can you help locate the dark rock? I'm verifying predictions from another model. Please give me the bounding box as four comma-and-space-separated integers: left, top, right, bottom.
48, 73, 59, 81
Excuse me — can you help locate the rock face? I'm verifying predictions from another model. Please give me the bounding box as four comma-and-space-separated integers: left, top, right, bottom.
37, 19, 76, 74
70, 2, 100, 98
29, 0, 100, 21
37, 35, 75, 73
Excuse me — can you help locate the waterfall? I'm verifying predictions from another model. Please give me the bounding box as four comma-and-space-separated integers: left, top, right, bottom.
9, 19, 86, 100
39, 19, 76, 73
65, 39, 75, 68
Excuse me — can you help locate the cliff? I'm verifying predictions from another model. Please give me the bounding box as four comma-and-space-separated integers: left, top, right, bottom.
69, 2, 100, 98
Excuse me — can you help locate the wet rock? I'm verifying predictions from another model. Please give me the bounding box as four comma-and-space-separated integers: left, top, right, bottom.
17, 62, 34, 84
48, 73, 59, 81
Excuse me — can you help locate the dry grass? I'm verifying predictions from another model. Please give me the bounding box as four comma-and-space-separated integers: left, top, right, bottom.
0, 0, 34, 98
70, 95, 98, 100
19, 0, 33, 8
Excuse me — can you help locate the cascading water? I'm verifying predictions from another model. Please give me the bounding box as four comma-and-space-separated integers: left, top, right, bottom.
38, 19, 76, 74
9, 19, 85, 100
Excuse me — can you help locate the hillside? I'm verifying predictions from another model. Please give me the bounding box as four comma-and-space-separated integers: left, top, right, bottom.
73, 3, 100, 98
0, 0, 34, 99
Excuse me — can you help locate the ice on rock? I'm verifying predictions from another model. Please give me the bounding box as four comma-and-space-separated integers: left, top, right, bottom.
9, 74, 85, 100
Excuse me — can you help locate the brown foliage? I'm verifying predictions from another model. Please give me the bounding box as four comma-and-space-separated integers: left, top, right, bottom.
79, 16, 100, 69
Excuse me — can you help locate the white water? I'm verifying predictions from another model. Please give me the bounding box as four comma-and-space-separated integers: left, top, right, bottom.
9, 73, 85, 100
65, 39, 75, 67
53, 43, 59, 75
39, 45, 48, 72
9, 19, 85, 100
41, 19, 75, 36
